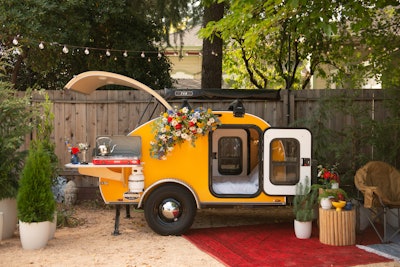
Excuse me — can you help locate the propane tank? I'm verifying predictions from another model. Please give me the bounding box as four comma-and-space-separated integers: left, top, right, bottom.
128, 165, 144, 193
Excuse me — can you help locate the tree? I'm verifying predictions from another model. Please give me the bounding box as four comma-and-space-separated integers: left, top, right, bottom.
201, 1, 224, 89
200, 0, 400, 89
0, 0, 198, 91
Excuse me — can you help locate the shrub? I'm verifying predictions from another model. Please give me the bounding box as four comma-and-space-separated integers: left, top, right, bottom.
17, 141, 55, 222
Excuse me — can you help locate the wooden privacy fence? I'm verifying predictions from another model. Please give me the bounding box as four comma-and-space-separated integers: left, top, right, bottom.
24, 89, 389, 169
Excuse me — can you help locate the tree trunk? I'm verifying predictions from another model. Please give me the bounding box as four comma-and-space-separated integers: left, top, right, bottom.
201, 2, 224, 89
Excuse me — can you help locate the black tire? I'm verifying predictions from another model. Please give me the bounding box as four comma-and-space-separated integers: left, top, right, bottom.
144, 184, 196, 236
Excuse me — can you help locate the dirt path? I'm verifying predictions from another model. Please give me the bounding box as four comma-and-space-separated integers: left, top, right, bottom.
0, 203, 398, 267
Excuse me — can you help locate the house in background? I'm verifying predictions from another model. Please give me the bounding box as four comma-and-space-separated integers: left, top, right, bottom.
165, 25, 203, 89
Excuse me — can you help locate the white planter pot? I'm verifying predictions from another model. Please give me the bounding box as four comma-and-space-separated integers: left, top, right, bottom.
0, 198, 18, 239
19, 221, 50, 250
331, 182, 339, 189
294, 220, 312, 239
49, 212, 57, 240
320, 198, 333, 210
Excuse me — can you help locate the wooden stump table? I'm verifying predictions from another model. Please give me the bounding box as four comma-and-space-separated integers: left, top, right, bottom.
319, 208, 356, 246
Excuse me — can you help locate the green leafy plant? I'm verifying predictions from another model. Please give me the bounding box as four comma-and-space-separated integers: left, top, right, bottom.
317, 188, 348, 203
17, 141, 55, 223
293, 177, 318, 222
0, 84, 35, 200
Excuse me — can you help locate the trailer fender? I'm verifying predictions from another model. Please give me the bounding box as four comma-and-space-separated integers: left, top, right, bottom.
138, 178, 200, 209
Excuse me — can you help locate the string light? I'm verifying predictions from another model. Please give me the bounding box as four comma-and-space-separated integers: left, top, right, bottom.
6, 36, 208, 59
62, 45, 69, 54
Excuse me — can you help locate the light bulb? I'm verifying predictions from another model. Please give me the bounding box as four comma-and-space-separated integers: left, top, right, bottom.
106, 49, 111, 57
123, 51, 128, 57
12, 38, 18, 45
84, 48, 90, 55
62, 45, 69, 54
39, 42, 44, 49
14, 48, 21, 55
141, 51, 145, 58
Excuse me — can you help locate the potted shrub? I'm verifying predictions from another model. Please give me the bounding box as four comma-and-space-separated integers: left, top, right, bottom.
293, 177, 318, 239
0, 82, 35, 239
17, 140, 56, 249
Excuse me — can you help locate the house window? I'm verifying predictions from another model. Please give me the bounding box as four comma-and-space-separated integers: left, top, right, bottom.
218, 137, 243, 175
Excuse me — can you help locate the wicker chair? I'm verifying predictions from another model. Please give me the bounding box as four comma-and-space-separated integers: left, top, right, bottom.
354, 161, 400, 243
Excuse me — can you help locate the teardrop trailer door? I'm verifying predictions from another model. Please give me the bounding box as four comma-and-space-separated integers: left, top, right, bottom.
263, 128, 312, 196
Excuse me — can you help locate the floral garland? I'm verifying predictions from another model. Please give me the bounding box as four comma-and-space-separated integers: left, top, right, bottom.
150, 107, 220, 160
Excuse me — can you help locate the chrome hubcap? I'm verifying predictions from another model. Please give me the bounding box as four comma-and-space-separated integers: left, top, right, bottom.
161, 199, 181, 221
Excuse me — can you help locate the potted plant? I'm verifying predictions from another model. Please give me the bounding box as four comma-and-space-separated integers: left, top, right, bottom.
314, 182, 348, 209
0, 80, 35, 239
17, 140, 56, 249
293, 177, 318, 239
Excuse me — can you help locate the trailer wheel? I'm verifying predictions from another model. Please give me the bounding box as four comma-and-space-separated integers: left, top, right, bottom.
144, 184, 196, 236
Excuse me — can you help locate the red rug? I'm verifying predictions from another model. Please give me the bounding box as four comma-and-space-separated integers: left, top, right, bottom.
183, 223, 393, 267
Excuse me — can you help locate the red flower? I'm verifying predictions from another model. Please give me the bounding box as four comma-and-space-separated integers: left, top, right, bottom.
175, 124, 182, 130
323, 171, 331, 180
71, 147, 80, 155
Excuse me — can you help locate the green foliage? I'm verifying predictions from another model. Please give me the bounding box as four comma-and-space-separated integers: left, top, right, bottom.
201, 0, 399, 89
367, 88, 400, 166
0, 80, 35, 200
0, 0, 195, 90
316, 188, 348, 203
33, 90, 59, 179
294, 91, 372, 187
293, 177, 318, 222
295, 89, 400, 193
17, 141, 56, 223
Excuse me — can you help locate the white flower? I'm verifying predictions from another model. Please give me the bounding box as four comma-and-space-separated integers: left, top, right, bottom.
207, 118, 215, 125
182, 107, 189, 114
171, 120, 178, 127
196, 128, 203, 134
181, 133, 188, 140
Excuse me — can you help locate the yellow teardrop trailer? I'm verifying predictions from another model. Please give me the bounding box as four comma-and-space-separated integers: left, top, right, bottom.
65, 71, 312, 236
